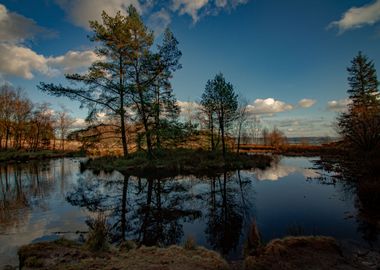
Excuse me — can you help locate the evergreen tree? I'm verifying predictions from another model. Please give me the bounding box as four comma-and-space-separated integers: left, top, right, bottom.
201, 73, 238, 157
338, 52, 380, 153
347, 52, 379, 108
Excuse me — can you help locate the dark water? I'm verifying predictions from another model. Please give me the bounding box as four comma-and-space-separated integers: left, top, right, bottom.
0, 157, 378, 267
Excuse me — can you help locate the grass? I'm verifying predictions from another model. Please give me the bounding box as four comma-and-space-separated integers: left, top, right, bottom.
244, 236, 364, 270
85, 214, 110, 252
18, 239, 229, 270
0, 149, 85, 163
82, 148, 272, 177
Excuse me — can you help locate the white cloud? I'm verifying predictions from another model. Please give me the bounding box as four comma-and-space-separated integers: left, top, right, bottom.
72, 118, 87, 129
177, 100, 202, 112
298, 98, 316, 108
0, 44, 54, 79
148, 8, 171, 36
329, 0, 380, 33
0, 4, 54, 43
247, 98, 293, 115
327, 98, 351, 112
55, 0, 142, 29
0, 44, 99, 79
263, 117, 335, 137
171, 0, 208, 22
47, 50, 100, 74
54, 0, 249, 29
0, 4, 98, 79
171, 0, 249, 23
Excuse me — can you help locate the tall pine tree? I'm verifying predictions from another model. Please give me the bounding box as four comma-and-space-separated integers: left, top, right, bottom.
338, 52, 380, 153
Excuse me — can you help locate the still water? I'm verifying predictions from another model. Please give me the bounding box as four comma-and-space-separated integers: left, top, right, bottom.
0, 156, 378, 267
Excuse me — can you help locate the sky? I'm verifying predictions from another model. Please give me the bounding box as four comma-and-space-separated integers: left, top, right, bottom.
1, 0, 380, 137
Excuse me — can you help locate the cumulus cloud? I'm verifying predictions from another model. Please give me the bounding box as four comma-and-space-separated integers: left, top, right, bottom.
247, 98, 293, 115
298, 98, 316, 108
0, 43, 99, 79
0, 4, 55, 43
47, 50, 100, 74
55, 0, 142, 29
329, 0, 380, 33
327, 98, 351, 112
0, 44, 54, 79
0, 4, 100, 79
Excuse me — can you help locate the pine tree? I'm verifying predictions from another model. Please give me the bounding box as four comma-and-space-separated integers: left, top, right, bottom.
347, 52, 379, 108
338, 52, 380, 153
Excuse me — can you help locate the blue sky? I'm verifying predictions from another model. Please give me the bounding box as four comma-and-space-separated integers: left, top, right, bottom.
1, 0, 380, 137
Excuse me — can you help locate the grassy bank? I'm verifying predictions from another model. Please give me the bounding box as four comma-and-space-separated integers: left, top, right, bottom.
0, 149, 85, 163
82, 148, 272, 177
244, 236, 374, 270
18, 239, 229, 270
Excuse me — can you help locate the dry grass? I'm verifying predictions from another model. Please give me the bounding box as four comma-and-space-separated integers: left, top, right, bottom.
244, 236, 369, 270
18, 240, 229, 270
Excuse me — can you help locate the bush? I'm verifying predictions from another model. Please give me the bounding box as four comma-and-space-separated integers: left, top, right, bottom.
183, 235, 197, 250
85, 214, 110, 252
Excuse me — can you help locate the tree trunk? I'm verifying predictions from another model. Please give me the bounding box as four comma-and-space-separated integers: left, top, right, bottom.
120, 114, 129, 157
119, 55, 129, 158
237, 122, 242, 154
121, 174, 129, 241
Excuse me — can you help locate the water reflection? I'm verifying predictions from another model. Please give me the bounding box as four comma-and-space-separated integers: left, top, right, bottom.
0, 159, 88, 267
0, 156, 378, 267
314, 155, 380, 249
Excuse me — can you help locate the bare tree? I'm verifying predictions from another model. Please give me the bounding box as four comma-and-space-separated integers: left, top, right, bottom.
56, 106, 75, 150
235, 95, 249, 154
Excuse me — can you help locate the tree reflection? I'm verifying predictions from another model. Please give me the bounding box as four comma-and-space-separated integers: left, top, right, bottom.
0, 159, 73, 229
204, 171, 249, 257
313, 155, 379, 247
66, 173, 202, 246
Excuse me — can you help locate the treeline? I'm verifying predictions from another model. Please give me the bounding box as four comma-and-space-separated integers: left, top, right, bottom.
36, 5, 291, 158
0, 84, 74, 151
